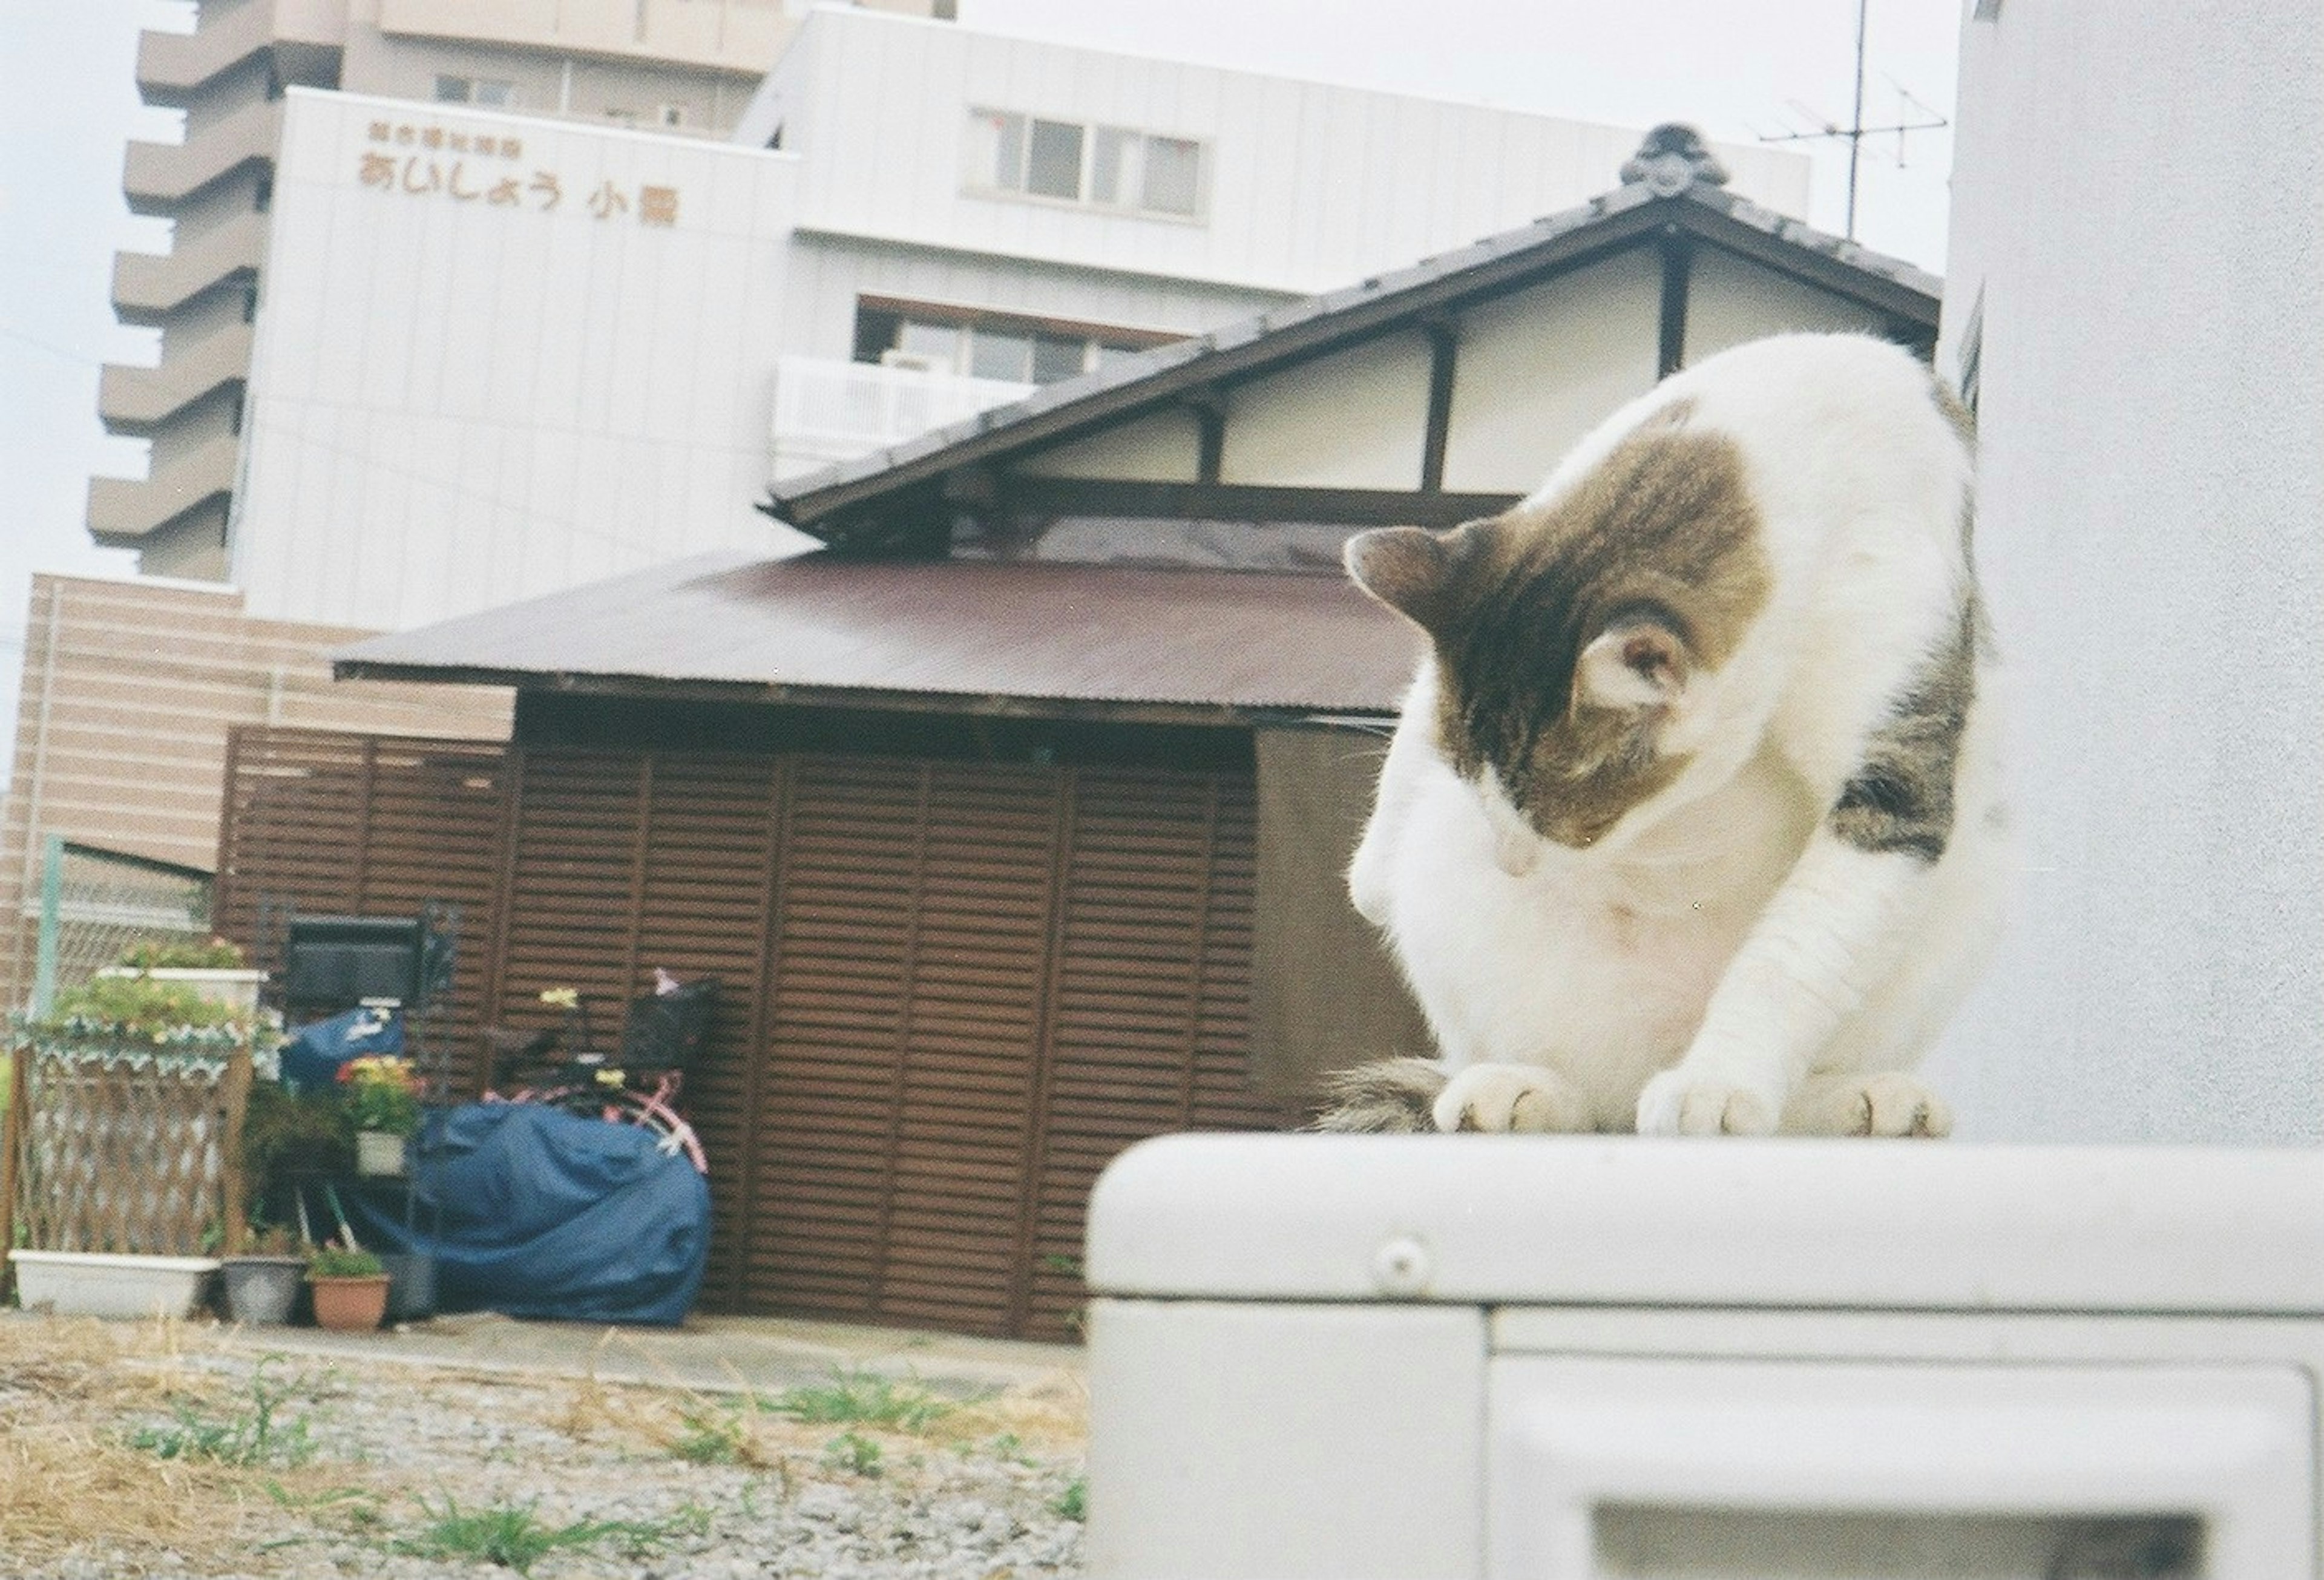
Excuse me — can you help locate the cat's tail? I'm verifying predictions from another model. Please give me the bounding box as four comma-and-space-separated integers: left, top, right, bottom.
1307, 1057, 1448, 1134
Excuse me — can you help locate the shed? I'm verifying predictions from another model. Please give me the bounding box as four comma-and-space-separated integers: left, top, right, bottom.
218, 129, 1940, 1340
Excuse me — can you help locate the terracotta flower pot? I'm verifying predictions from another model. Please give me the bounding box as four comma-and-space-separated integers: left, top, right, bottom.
309, 1274, 391, 1331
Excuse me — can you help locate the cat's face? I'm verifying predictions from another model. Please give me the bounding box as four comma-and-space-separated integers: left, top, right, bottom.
1345, 415, 1768, 851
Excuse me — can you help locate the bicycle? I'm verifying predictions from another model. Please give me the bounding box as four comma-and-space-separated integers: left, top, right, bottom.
481, 975, 717, 1174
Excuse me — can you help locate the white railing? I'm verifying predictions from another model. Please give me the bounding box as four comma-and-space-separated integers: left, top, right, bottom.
770, 355, 1034, 482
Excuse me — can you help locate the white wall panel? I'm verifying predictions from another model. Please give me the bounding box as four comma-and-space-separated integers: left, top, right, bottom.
1438, 258, 1661, 495
1219, 333, 1431, 490
1015, 408, 1202, 482
1925, 0, 2324, 1144
1682, 247, 1888, 366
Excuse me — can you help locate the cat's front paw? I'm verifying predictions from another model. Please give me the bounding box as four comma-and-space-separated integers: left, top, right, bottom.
1634, 1070, 1777, 1136
1433, 1063, 1589, 1133
1788, 1072, 1954, 1138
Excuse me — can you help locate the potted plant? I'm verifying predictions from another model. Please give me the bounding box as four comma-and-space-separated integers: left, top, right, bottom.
217, 1223, 304, 1326
96, 937, 266, 1014
306, 1242, 390, 1331
338, 1055, 420, 1176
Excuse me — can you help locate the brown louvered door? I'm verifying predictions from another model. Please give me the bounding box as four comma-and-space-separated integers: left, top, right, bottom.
625, 754, 784, 1310
1017, 767, 1281, 1338
749, 755, 923, 1319
749, 756, 1060, 1334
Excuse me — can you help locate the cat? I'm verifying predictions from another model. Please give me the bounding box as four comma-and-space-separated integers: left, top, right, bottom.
1320, 332, 2007, 1138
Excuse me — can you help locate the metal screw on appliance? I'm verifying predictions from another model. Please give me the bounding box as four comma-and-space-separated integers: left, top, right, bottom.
1371, 1234, 1433, 1296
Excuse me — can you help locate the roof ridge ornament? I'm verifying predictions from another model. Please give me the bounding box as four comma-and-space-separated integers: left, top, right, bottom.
1620, 123, 1730, 197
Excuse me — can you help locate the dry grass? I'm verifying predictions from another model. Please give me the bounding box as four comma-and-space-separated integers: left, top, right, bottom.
0, 1316, 367, 1569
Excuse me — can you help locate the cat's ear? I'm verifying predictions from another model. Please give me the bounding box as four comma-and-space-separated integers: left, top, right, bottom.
1345, 526, 1462, 632
1575, 615, 1691, 713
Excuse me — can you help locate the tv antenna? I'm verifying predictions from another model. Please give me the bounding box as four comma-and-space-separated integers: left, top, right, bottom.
1758, 0, 1948, 240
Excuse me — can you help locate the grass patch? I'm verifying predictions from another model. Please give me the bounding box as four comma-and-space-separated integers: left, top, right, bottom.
766, 1367, 961, 1432
819, 1430, 883, 1478
391, 1495, 701, 1575
1051, 1476, 1087, 1522
668, 1397, 755, 1464
125, 1356, 317, 1468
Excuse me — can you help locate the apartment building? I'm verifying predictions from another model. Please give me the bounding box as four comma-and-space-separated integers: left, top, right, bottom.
94, 0, 944, 580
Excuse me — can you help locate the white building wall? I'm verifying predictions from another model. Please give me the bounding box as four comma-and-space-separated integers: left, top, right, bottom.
1924, 2, 2324, 1142
237, 89, 807, 629
751, 8, 1811, 297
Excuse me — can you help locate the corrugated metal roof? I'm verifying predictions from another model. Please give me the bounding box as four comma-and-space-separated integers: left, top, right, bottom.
764, 176, 1942, 533
333, 549, 1422, 719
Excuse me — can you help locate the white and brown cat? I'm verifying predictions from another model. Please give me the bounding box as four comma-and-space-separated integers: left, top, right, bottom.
1323, 332, 2007, 1138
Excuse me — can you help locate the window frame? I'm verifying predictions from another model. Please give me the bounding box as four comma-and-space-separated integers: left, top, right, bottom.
965, 107, 1208, 222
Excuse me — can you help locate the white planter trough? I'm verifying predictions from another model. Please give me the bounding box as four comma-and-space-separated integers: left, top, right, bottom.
8, 1250, 221, 1319
94, 966, 266, 1013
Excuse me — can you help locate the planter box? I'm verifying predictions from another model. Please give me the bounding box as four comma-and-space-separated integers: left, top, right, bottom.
96, 966, 266, 1013
9, 1250, 220, 1319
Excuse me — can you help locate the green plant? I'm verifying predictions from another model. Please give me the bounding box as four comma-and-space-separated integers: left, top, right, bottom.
669, 1398, 752, 1464
390, 1496, 700, 1575
338, 1055, 421, 1136
119, 936, 246, 971
821, 1430, 883, 1478
32, 974, 248, 1040
125, 1357, 317, 1468
241, 1081, 353, 1213
243, 1221, 298, 1257
766, 1368, 960, 1432
307, 1242, 384, 1279
1051, 1476, 1088, 1522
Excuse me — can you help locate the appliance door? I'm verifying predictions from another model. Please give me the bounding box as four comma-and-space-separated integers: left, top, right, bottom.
1489, 1356, 2314, 1578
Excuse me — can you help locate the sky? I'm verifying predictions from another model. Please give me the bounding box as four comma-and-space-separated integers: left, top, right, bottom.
0, 0, 1962, 791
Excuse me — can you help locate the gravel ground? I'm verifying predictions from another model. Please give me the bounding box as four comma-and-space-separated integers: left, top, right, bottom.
0, 1317, 1087, 1579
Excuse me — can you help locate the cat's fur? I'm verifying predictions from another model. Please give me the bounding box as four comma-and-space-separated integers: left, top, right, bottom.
1328, 332, 2006, 1138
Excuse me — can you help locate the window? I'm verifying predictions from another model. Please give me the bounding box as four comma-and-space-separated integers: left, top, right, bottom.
967, 110, 1206, 220
1141, 136, 1201, 216
1025, 119, 1085, 199
434, 74, 515, 107
854, 299, 1175, 385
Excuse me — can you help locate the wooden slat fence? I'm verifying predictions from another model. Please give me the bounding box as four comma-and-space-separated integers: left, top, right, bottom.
8, 1040, 251, 1256
214, 726, 1295, 1340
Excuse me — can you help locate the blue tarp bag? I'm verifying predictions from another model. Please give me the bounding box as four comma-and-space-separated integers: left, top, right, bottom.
350, 1103, 711, 1326
279, 1005, 404, 1093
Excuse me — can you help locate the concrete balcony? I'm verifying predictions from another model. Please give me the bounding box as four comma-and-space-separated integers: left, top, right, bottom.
137, 1, 346, 108
86, 431, 241, 548
772, 355, 1034, 481
376, 0, 788, 74
125, 97, 282, 215
113, 212, 266, 326
99, 323, 255, 436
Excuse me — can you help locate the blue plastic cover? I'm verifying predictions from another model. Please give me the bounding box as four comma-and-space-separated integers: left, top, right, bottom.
349, 1103, 711, 1326
279, 1005, 404, 1093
